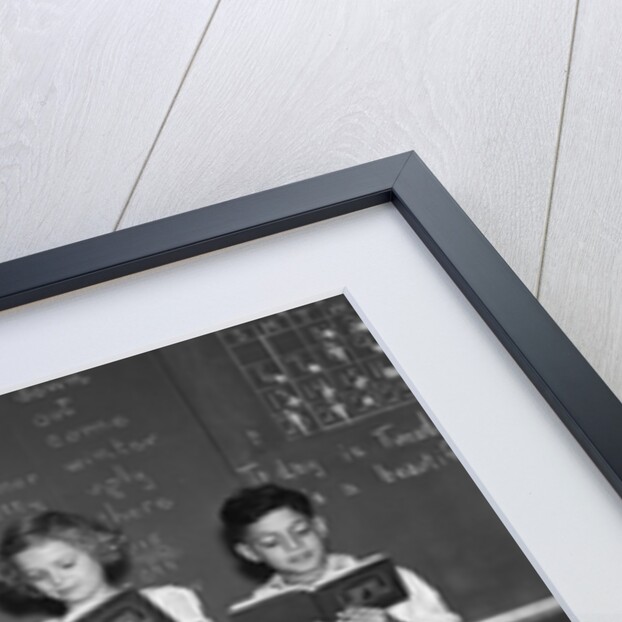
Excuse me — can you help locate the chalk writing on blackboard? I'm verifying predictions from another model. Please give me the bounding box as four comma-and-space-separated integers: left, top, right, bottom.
236, 458, 328, 484
63, 434, 159, 472
130, 531, 183, 583
372, 439, 458, 484
42, 418, 131, 450
31, 397, 77, 426
12, 374, 91, 403
235, 439, 456, 492
0, 475, 47, 524
369, 412, 439, 448
233, 407, 457, 502
86, 465, 157, 499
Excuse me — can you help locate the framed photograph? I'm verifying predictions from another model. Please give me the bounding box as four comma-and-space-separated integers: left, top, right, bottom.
0, 152, 620, 622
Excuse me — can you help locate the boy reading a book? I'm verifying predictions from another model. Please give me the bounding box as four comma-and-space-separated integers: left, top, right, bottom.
219, 484, 460, 622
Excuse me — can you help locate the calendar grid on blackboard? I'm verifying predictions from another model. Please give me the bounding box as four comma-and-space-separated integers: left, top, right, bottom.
216, 299, 416, 440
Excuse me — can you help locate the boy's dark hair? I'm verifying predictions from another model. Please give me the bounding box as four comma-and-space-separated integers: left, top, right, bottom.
219, 484, 315, 546
0, 510, 130, 601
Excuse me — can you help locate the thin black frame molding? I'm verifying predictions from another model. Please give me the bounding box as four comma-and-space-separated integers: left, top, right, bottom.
1, 151, 621, 500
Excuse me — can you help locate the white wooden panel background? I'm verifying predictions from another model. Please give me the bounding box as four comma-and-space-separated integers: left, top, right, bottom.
539, 0, 622, 401
0, 0, 218, 259
1, 0, 620, 404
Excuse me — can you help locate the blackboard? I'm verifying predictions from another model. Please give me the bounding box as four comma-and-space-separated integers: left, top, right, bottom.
0, 297, 565, 622
157, 297, 562, 621
0, 353, 246, 621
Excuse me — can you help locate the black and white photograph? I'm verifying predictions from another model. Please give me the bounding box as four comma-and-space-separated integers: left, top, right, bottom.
3, 4, 622, 620
0, 296, 568, 622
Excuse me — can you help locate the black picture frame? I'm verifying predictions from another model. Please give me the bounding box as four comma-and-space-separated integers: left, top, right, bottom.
1, 150, 620, 501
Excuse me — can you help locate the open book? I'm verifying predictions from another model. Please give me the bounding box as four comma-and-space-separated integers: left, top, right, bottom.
75, 590, 177, 622
228, 554, 408, 622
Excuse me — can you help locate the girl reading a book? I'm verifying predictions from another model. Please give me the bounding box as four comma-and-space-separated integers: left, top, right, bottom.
0, 511, 209, 622
219, 484, 461, 622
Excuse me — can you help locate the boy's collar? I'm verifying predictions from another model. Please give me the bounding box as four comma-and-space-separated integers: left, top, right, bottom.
267, 553, 358, 589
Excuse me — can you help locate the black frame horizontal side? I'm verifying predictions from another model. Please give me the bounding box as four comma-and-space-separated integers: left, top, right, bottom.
0, 153, 409, 311
1, 150, 621, 500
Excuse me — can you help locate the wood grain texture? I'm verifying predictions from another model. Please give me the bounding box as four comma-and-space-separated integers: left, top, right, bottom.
119, 0, 575, 290
0, 0, 218, 262
539, 1, 622, 400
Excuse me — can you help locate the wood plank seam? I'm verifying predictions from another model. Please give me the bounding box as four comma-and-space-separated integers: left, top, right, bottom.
534, 0, 581, 299
112, 0, 225, 232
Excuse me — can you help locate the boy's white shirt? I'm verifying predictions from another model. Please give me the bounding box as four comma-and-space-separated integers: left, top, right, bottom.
252, 553, 461, 622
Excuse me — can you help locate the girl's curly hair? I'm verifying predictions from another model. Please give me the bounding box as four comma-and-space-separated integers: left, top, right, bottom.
0, 511, 130, 601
